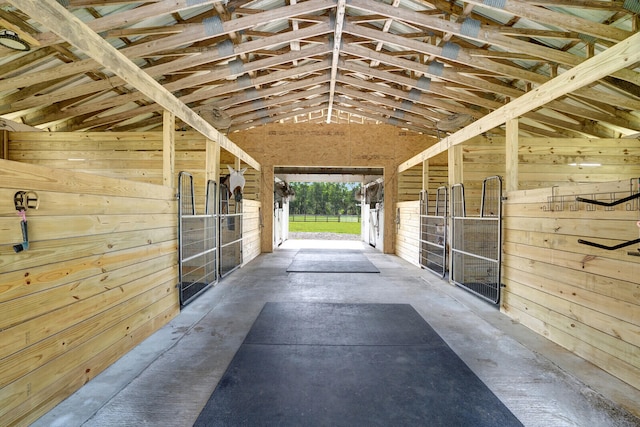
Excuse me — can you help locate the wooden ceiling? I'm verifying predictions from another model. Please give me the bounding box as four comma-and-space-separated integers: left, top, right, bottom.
0, 0, 639, 139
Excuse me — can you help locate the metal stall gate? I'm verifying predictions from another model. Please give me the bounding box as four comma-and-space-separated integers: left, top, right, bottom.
178, 173, 218, 306
219, 182, 243, 277
274, 184, 284, 247
451, 176, 503, 304
419, 186, 447, 277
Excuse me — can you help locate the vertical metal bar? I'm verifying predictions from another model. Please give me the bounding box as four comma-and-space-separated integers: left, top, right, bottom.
437, 186, 447, 278
419, 190, 428, 269
420, 187, 448, 278
451, 178, 503, 304
178, 172, 194, 306
450, 183, 465, 289
219, 182, 243, 278
206, 179, 219, 286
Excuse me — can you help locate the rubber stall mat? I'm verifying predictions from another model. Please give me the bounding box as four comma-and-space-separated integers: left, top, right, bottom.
194, 302, 522, 427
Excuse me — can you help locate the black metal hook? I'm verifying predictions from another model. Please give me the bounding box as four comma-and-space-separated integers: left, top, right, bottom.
575, 192, 640, 207
578, 238, 640, 251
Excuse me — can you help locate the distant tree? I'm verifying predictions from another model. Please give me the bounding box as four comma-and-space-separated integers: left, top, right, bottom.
289, 182, 360, 215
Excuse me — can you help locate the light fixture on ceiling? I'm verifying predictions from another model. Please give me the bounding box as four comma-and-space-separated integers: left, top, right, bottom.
0, 30, 30, 51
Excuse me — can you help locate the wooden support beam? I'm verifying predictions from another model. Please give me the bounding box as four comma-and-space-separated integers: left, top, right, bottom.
49, 47, 332, 131
7, 20, 332, 113
326, 0, 346, 123
162, 110, 175, 188
448, 145, 463, 186
206, 139, 221, 198
343, 21, 547, 85
399, 31, 640, 173
1, 130, 7, 160
422, 159, 429, 191
347, 0, 638, 85
11, 0, 260, 171
505, 118, 519, 192
463, 0, 631, 43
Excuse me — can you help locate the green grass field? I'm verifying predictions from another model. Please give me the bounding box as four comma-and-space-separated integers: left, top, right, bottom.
289, 221, 361, 234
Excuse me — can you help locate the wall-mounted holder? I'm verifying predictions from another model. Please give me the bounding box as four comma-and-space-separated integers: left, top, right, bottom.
13, 191, 38, 253
578, 237, 640, 251
576, 183, 640, 257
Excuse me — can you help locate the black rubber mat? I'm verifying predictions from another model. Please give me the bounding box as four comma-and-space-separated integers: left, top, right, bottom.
286, 249, 380, 273
194, 302, 523, 427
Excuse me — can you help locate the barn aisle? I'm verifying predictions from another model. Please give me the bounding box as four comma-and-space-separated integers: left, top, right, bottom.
34, 240, 640, 427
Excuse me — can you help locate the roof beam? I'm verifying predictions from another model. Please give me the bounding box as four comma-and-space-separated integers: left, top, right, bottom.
326, 0, 346, 123
6, 21, 332, 113
36, 0, 224, 47
463, 0, 631, 43
342, 44, 522, 101
9, 0, 260, 170
369, 0, 401, 68
399, 31, 640, 172
224, 85, 329, 117
109, 75, 331, 131
336, 66, 486, 118
347, 0, 639, 86
343, 21, 547, 84
1, 0, 335, 93
45, 44, 332, 126
526, 0, 628, 12
69, 66, 332, 131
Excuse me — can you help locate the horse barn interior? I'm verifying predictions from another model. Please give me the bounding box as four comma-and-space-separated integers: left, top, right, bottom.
1, 0, 640, 425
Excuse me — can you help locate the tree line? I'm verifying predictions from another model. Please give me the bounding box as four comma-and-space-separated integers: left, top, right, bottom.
288, 182, 360, 215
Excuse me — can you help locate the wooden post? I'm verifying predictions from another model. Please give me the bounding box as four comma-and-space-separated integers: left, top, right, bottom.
261, 166, 274, 253
1, 130, 7, 160
422, 159, 429, 191
506, 118, 519, 192
162, 110, 175, 188
447, 144, 462, 282
206, 138, 221, 192
448, 144, 463, 186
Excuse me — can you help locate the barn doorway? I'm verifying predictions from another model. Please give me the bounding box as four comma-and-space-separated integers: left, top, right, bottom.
274, 167, 383, 249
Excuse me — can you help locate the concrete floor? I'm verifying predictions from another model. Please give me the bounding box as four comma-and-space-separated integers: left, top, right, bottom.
35, 240, 640, 427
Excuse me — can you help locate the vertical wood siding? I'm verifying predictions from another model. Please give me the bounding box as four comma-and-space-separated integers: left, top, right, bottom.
242, 199, 262, 264
0, 159, 179, 426
395, 201, 421, 267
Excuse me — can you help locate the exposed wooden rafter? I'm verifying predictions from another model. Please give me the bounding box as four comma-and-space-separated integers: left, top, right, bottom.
0, 0, 636, 138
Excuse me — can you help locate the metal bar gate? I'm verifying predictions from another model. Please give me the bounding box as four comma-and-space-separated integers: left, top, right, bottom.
419, 186, 447, 277
219, 182, 243, 277
178, 173, 218, 306
451, 176, 503, 304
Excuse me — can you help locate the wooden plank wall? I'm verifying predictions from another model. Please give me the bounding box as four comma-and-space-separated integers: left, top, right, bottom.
463, 136, 640, 190
395, 200, 421, 267
454, 136, 639, 214
502, 180, 640, 390
7, 131, 260, 200
242, 199, 262, 264
7, 131, 165, 183
7, 131, 262, 266
0, 159, 179, 426
397, 164, 423, 202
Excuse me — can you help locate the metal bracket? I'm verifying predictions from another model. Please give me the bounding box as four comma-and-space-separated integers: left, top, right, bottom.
14, 190, 39, 211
